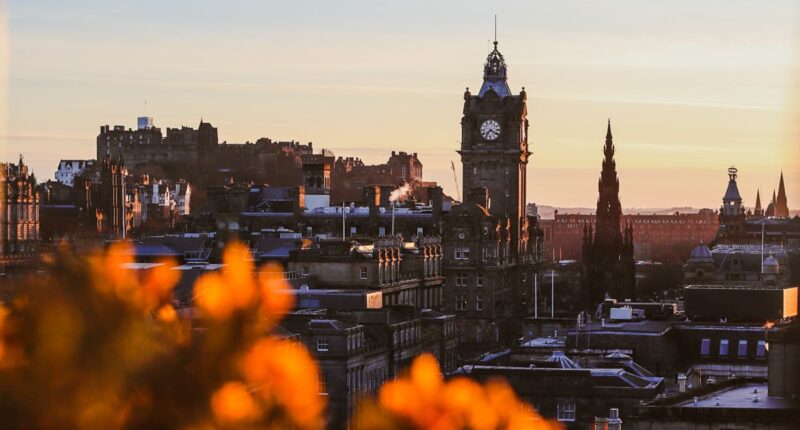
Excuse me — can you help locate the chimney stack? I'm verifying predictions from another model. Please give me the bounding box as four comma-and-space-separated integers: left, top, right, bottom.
292, 186, 306, 220
608, 408, 622, 430
364, 186, 381, 235
593, 418, 609, 430
678, 373, 687, 393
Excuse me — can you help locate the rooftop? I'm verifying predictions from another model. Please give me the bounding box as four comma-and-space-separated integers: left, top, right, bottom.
677, 383, 798, 410
575, 319, 674, 336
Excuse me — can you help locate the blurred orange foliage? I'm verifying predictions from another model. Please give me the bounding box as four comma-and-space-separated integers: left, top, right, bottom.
0, 242, 555, 430
353, 353, 562, 430
0, 242, 322, 429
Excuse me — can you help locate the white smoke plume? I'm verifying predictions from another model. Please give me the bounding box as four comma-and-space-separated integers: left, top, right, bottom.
389, 183, 412, 202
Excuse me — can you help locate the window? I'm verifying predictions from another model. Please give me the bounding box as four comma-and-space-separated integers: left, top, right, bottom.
476, 273, 483, 287
360, 267, 368, 280
521, 272, 527, 283
476, 295, 483, 311
417, 227, 424, 236
757, 340, 767, 358
719, 339, 729, 356
350, 226, 357, 237
378, 226, 386, 237
301, 266, 310, 277
454, 247, 470, 260
738, 340, 748, 357
319, 371, 328, 394
700, 338, 711, 356
556, 400, 576, 422
455, 295, 467, 311
455, 273, 467, 287
317, 339, 329, 352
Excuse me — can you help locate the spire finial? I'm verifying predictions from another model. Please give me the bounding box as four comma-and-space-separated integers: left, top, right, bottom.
494, 14, 497, 44
606, 119, 612, 139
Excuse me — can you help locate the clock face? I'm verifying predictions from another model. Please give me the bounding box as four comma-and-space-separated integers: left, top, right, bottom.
480, 119, 501, 141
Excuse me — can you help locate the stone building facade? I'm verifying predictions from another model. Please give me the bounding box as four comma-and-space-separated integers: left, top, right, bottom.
96, 119, 313, 186
282, 303, 457, 428
540, 210, 719, 263
330, 151, 425, 204
1, 157, 40, 263
287, 236, 444, 310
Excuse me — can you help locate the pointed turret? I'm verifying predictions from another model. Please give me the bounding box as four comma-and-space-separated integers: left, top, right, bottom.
765, 189, 777, 217
720, 167, 743, 218
754, 189, 763, 216
776, 171, 789, 217
478, 40, 512, 98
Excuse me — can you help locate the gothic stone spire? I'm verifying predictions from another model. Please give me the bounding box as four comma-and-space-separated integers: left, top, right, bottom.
776, 171, 789, 217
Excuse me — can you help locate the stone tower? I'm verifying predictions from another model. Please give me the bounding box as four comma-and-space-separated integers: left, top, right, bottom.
582, 121, 635, 308
594, 121, 624, 257
99, 156, 128, 238
459, 39, 529, 254
445, 36, 542, 345
716, 167, 746, 242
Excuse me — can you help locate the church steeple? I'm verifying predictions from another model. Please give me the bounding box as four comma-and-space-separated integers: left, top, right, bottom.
776, 171, 789, 217
755, 189, 763, 216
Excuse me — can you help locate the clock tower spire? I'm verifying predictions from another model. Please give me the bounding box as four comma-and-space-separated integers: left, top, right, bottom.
446, 30, 543, 346
459, 36, 530, 255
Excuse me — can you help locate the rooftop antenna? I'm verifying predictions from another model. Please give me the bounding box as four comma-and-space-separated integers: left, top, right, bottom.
494, 14, 497, 43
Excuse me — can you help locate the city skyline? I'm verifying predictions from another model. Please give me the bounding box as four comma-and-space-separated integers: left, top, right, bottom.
0, 4, 799, 429
2, 0, 799, 208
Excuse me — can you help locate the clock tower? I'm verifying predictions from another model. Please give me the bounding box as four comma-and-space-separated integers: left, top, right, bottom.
459, 40, 530, 253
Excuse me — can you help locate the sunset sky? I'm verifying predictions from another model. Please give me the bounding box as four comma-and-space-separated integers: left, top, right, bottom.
1, 0, 798, 209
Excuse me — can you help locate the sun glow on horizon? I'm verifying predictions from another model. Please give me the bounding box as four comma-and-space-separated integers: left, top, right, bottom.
2, 0, 799, 208
0, 1, 7, 153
